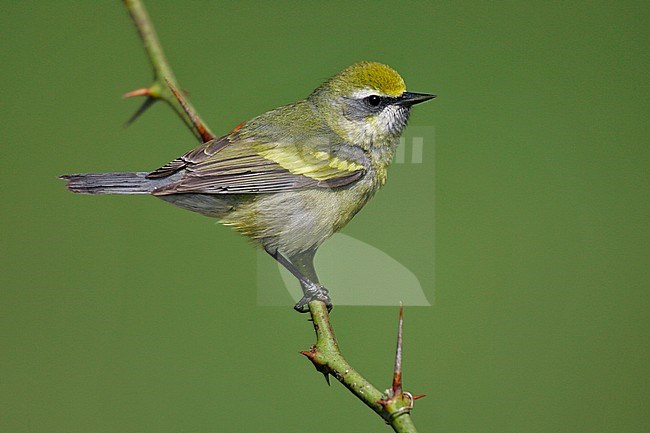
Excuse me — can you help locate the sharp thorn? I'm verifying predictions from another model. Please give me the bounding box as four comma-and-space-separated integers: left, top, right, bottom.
124, 97, 156, 127
122, 87, 151, 99
391, 302, 404, 396
300, 350, 315, 360
323, 373, 330, 386
412, 394, 426, 400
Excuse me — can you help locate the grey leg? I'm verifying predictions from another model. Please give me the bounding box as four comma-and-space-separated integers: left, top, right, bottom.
265, 247, 332, 313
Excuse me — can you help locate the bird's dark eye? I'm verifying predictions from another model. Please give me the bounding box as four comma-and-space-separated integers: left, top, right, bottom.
365, 95, 381, 107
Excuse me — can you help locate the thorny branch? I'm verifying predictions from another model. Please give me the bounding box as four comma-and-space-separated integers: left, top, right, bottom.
122, 0, 214, 142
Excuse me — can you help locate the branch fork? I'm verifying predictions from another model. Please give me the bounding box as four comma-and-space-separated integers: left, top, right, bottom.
122, 0, 213, 143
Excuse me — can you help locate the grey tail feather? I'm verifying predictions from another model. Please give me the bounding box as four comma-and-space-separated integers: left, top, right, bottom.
59, 172, 159, 195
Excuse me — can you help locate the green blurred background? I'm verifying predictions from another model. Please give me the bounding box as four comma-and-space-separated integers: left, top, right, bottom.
1, 1, 648, 432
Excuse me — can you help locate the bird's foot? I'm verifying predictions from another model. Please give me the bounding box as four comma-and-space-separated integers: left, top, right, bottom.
294, 282, 332, 313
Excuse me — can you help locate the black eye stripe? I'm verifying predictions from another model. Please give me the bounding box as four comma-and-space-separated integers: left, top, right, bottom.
363, 95, 399, 109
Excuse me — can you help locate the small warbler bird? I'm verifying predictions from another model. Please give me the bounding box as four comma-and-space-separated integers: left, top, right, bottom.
61, 61, 435, 311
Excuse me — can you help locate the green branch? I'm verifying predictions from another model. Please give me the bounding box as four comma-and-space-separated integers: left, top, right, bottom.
122, 0, 213, 142
304, 301, 419, 432
120, 1, 422, 431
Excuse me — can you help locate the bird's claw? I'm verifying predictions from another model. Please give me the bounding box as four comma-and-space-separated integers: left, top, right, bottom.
294, 282, 332, 313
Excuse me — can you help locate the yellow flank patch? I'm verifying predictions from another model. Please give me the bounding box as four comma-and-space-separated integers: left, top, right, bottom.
258, 146, 363, 181
340, 62, 406, 97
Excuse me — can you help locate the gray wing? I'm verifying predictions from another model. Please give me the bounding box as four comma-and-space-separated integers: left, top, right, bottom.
149, 133, 368, 196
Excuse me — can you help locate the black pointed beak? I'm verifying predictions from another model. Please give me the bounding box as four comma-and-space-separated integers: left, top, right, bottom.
395, 92, 437, 107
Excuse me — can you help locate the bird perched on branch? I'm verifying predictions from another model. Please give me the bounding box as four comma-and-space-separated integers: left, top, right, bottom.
61, 61, 435, 311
